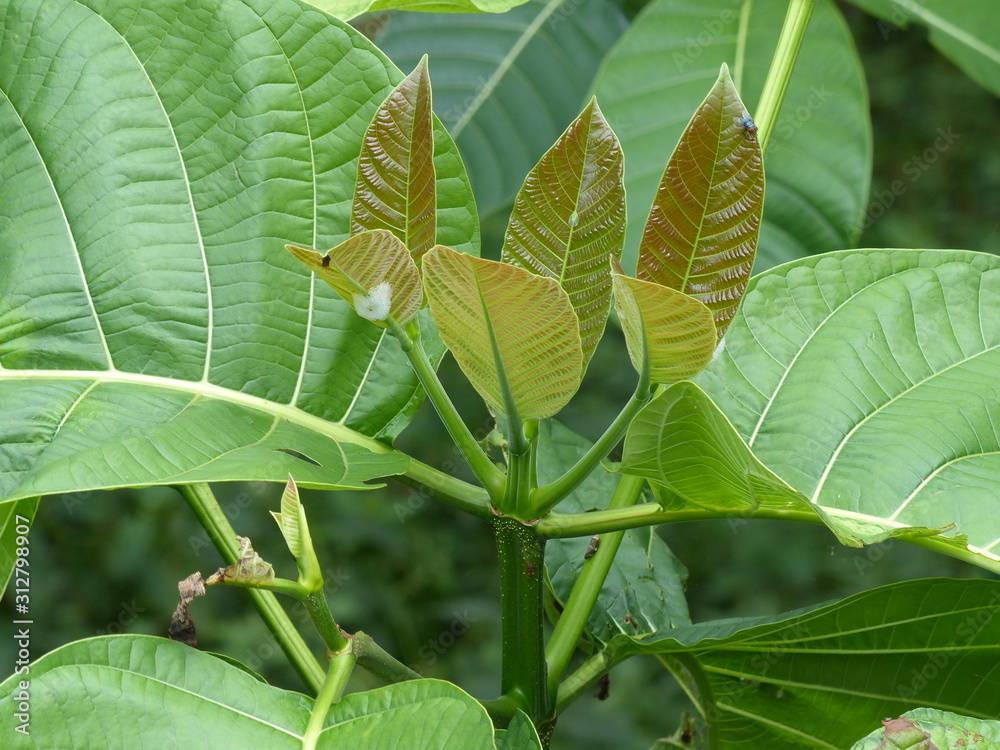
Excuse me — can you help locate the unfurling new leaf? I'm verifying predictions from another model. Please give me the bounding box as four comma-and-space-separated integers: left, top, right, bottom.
286, 229, 422, 326
501, 98, 626, 370
271, 476, 323, 593
352, 56, 437, 260
637, 63, 764, 338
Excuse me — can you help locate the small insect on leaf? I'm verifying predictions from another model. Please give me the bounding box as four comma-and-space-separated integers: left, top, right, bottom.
584, 534, 601, 560
321, 254, 331, 268
595, 673, 611, 701
735, 112, 758, 139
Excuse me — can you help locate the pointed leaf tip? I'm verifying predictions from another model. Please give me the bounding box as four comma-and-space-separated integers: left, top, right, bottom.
352, 58, 436, 260
501, 98, 626, 369
636, 67, 763, 339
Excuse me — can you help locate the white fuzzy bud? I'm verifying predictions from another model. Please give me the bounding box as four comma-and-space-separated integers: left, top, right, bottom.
353, 281, 392, 321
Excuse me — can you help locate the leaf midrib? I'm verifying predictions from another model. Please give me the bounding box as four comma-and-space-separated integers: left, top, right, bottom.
0, 369, 390, 456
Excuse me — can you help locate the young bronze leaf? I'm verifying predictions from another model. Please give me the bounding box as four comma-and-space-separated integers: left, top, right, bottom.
352, 56, 436, 260
501, 98, 625, 369
422, 245, 583, 420
286, 229, 422, 326
637, 63, 763, 338
611, 259, 717, 384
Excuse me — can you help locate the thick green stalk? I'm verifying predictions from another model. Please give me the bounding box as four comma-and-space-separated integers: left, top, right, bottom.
302, 645, 356, 750
178, 483, 325, 693
494, 516, 552, 727
403, 336, 506, 499
545, 474, 645, 698
753, 0, 816, 154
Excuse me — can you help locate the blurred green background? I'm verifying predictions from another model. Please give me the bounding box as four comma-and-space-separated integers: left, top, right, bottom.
2, 1, 998, 747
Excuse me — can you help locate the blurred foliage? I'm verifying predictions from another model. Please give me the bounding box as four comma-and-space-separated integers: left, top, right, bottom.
2, 2, 998, 748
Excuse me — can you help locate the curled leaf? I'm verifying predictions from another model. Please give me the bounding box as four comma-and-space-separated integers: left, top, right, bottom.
206, 537, 274, 587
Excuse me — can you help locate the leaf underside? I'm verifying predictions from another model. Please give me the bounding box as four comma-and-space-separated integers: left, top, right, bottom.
0, 0, 477, 501
423, 246, 583, 421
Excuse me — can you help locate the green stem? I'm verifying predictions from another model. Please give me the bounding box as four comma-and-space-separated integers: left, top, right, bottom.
353, 631, 423, 683
304, 591, 351, 653
494, 516, 552, 726
178, 483, 325, 693
401, 458, 492, 518
302, 645, 356, 750
753, 0, 816, 154
403, 336, 505, 499
732, 0, 754, 90
555, 650, 613, 712
545, 475, 645, 698
536, 504, 819, 537
531, 384, 651, 515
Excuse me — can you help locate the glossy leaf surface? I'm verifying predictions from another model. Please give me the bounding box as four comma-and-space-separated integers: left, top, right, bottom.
636, 64, 763, 338
0, 0, 476, 501
540, 421, 690, 644
605, 579, 1000, 748
0, 636, 499, 747
612, 264, 718, 384
592, 0, 870, 272
352, 58, 436, 261
694, 249, 1000, 563
287, 231, 423, 326
375, 0, 627, 223
502, 99, 625, 369
423, 246, 583, 420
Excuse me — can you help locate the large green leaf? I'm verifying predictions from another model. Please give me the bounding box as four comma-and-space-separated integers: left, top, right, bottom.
850, 709, 1000, 750
312, 0, 532, 21
375, 0, 628, 224
0, 0, 478, 501
604, 579, 1000, 749
0, 635, 499, 747
501, 98, 625, 368
694, 249, 1000, 563
423, 245, 583, 421
847, 0, 1000, 100
636, 64, 763, 338
540, 420, 690, 644
591, 0, 871, 273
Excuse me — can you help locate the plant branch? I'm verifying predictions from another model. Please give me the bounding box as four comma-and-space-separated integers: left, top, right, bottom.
536, 503, 820, 537
400, 457, 493, 518
401, 335, 505, 500
545, 474, 645, 699
303, 591, 351, 653
753, 0, 816, 154
178, 483, 325, 693
302, 645, 356, 750
555, 650, 614, 712
531, 383, 651, 515
352, 631, 423, 683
